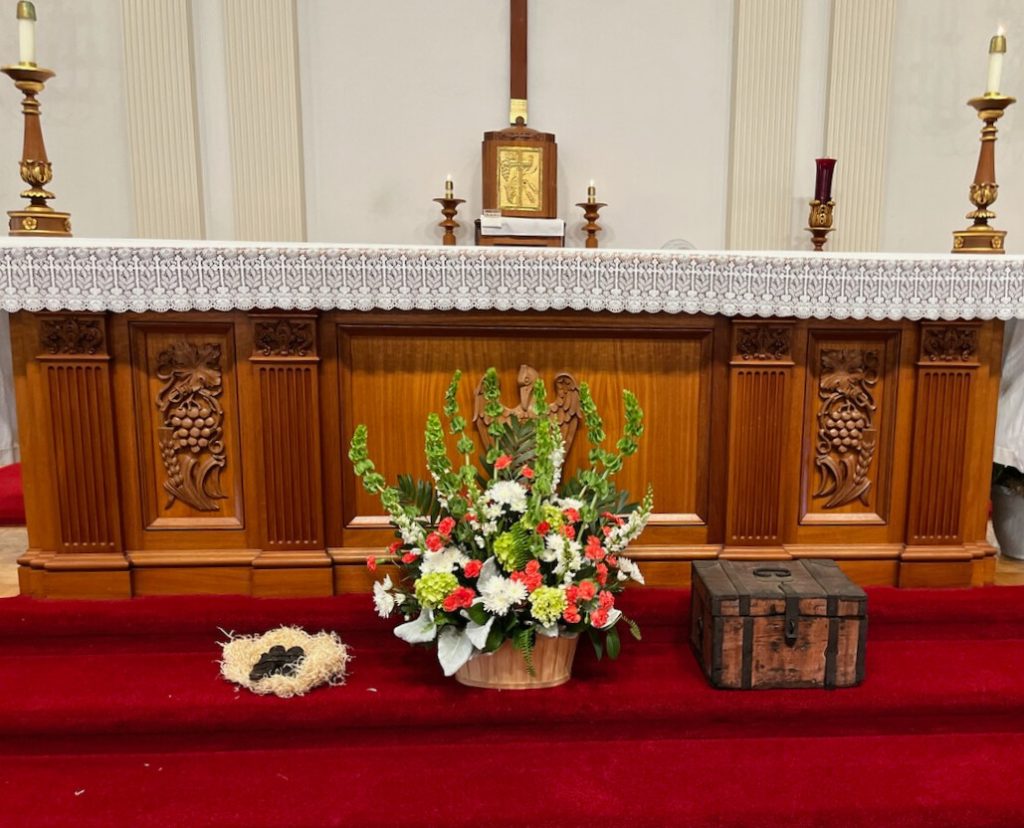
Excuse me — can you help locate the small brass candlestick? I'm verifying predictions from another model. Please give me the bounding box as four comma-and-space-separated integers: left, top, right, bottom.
575, 199, 606, 249
806, 200, 834, 251
952, 94, 1016, 253
433, 196, 464, 246
2, 63, 71, 236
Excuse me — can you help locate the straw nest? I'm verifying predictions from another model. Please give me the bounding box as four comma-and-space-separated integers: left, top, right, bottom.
218, 626, 350, 698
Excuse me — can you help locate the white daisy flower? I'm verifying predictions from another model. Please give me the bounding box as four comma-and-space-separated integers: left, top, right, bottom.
617, 555, 645, 585
478, 575, 528, 616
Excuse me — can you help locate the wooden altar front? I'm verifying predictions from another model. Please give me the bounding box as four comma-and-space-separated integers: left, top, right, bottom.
2, 242, 1016, 598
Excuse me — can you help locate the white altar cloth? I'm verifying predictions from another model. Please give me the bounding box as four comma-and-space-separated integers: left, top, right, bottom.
2, 239, 1024, 320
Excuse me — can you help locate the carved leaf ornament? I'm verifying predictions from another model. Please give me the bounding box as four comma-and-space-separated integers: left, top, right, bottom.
472, 364, 582, 454
814, 349, 879, 509
155, 341, 227, 511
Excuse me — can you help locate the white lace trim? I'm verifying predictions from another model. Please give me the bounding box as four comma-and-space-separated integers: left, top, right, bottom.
1, 238, 1022, 319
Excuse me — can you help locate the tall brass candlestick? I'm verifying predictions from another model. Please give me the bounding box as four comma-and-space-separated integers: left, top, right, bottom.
2, 62, 71, 236
952, 94, 1015, 253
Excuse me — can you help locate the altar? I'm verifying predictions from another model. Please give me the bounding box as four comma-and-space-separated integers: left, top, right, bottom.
1, 239, 1020, 598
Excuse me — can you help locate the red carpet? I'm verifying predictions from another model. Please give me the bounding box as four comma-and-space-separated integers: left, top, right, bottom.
1, 587, 1023, 826
0, 462, 24, 525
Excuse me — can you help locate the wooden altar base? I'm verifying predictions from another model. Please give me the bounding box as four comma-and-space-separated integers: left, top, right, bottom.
10, 309, 1002, 598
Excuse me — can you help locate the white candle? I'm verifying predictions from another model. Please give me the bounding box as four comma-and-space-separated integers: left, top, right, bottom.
987, 26, 1006, 95
587, 179, 596, 204
444, 174, 453, 197
17, 1, 36, 66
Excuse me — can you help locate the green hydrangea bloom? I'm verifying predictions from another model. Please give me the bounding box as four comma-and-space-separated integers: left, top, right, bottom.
540, 505, 565, 531
414, 571, 459, 609
529, 586, 567, 626
493, 525, 531, 572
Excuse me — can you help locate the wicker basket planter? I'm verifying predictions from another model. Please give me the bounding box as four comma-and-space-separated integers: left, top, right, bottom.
455, 635, 578, 690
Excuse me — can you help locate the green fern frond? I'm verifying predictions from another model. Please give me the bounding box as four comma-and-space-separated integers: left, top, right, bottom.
513, 626, 536, 676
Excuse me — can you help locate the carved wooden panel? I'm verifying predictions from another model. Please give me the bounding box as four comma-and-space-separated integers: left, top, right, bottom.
250, 315, 323, 550
734, 325, 792, 362
155, 342, 227, 511
130, 323, 244, 530
800, 331, 900, 525
471, 365, 581, 455
37, 315, 122, 554
335, 325, 714, 547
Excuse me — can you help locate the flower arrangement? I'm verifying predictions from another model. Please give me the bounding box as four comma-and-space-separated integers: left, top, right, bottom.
348, 367, 652, 678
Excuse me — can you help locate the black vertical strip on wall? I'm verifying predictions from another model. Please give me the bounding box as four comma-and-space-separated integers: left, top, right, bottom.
741, 617, 754, 689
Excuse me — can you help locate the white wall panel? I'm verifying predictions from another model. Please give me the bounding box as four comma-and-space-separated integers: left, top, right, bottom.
297, 0, 733, 249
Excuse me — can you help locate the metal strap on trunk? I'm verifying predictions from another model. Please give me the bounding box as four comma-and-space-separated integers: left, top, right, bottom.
752, 566, 799, 647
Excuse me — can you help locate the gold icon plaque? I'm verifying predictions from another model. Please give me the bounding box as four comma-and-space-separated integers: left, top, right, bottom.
497, 146, 543, 213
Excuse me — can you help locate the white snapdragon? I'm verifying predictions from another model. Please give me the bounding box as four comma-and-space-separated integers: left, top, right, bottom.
554, 538, 583, 581
604, 504, 653, 554
478, 575, 528, 616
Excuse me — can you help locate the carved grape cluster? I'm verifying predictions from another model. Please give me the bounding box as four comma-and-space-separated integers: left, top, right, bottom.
169, 403, 219, 454
824, 406, 865, 454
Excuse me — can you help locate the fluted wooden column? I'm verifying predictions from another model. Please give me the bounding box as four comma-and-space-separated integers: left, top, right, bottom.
248, 314, 330, 596
723, 322, 798, 554
18, 314, 129, 598
824, 0, 897, 251
902, 323, 992, 587
726, 0, 802, 250
223, 0, 307, 241
121, 0, 204, 238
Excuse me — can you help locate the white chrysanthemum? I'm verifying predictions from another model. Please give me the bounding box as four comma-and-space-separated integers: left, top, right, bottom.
373, 575, 397, 618
554, 496, 584, 512
478, 575, 528, 616
419, 545, 469, 575
487, 481, 528, 513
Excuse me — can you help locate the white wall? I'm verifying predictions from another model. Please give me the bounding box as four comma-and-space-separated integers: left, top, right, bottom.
297, 0, 735, 249
0, 1, 1023, 254
0, 0, 134, 239
882, 0, 1024, 252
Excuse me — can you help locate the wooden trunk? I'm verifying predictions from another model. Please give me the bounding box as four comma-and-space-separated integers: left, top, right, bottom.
690, 560, 867, 689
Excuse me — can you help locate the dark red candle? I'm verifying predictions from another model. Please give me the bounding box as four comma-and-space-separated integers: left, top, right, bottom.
814, 158, 837, 203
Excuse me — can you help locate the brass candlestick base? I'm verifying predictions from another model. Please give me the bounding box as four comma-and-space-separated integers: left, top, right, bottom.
2, 64, 71, 237
952, 94, 1015, 254
433, 196, 465, 246
806, 200, 835, 251
575, 201, 606, 248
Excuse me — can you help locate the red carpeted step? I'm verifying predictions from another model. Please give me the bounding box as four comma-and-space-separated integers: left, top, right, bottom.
2, 587, 1024, 746
2, 731, 1023, 828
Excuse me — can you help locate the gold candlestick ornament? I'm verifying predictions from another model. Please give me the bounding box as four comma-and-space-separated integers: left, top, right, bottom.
952, 94, 1015, 253
2, 62, 71, 236
806, 200, 835, 252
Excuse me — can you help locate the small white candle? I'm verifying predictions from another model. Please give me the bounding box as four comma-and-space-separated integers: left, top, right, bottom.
987, 25, 1006, 95
444, 174, 453, 197
17, 1, 36, 66
587, 179, 596, 204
